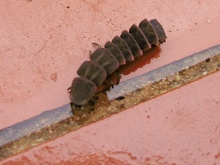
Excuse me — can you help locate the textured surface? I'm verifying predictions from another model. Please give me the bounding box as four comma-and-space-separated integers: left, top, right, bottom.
1, 0, 220, 164
2, 72, 220, 164
1, 45, 219, 160
0, 0, 220, 129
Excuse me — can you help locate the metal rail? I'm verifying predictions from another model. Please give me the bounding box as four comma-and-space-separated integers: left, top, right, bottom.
1, 45, 220, 161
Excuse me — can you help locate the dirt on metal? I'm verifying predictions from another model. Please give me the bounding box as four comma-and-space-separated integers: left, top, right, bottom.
1, 45, 220, 160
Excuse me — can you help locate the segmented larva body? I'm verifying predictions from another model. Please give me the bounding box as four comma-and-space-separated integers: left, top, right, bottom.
70, 19, 167, 105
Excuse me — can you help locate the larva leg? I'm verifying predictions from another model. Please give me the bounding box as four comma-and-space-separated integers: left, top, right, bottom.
92, 42, 102, 49
104, 70, 121, 89
89, 43, 102, 55
67, 87, 71, 92
104, 78, 115, 90
114, 70, 121, 85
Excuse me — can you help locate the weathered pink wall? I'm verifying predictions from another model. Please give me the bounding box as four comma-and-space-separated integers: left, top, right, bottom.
1, 0, 220, 164
0, 0, 219, 129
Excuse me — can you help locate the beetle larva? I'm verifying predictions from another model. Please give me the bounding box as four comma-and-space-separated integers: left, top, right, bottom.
69, 18, 167, 106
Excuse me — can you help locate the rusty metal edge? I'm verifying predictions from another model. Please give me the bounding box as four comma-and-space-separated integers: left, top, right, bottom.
0, 44, 220, 161
107, 44, 220, 100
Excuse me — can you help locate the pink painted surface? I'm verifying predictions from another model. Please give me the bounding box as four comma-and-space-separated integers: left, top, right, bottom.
0, 0, 220, 129
1, 0, 220, 164
2, 72, 220, 164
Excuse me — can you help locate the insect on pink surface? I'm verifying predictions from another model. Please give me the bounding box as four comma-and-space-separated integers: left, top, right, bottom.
69, 19, 167, 106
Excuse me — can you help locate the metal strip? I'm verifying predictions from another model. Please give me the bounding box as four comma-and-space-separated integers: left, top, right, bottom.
0, 45, 220, 161
107, 45, 220, 100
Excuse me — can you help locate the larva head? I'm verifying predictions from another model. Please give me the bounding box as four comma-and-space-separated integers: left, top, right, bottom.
70, 77, 97, 106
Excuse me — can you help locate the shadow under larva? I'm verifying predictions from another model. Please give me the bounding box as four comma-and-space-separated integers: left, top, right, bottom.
69, 18, 167, 106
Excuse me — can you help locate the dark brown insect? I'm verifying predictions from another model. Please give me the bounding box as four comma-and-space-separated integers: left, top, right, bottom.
69, 18, 167, 106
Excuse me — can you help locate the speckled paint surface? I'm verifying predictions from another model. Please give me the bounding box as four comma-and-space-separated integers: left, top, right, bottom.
2, 72, 220, 164
1, 0, 220, 164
